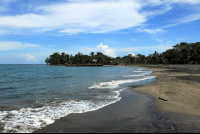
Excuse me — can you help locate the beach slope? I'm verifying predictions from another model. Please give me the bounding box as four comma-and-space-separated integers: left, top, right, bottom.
130, 65, 200, 116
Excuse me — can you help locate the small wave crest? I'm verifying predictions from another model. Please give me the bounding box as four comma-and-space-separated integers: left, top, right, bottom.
123, 71, 152, 77
88, 76, 155, 89
133, 71, 144, 72
135, 68, 143, 70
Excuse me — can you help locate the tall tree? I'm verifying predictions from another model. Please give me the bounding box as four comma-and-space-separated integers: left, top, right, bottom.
60, 52, 65, 64
50, 52, 61, 65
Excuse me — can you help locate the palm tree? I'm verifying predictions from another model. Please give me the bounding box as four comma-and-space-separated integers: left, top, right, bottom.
90, 52, 95, 57
60, 52, 65, 65
64, 54, 70, 64
90, 52, 95, 63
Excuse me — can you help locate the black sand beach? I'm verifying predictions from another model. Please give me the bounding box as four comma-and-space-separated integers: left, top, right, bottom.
34, 65, 200, 133
131, 64, 200, 116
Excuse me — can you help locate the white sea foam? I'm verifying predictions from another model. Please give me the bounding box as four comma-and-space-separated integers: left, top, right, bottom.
88, 76, 156, 89
123, 74, 145, 77
136, 68, 143, 70
133, 71, 144, 72
0, 90, 123, 133
124, 71, 153, 77
93, 88, 125, 100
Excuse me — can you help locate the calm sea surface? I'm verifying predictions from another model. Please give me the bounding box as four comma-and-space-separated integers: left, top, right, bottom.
0, 64, 156, 133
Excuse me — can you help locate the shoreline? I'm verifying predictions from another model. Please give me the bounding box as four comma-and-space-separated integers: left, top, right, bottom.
43, 64, 200, 116
127, 64, 200, 116
34, 89, 200, 133
33, 64, 200, 133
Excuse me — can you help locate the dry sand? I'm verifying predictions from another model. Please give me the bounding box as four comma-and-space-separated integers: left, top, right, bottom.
129, 64, 200, 116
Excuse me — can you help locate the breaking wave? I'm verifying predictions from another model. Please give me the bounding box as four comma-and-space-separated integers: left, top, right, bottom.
0, 90, 123, 133
88, 76, 155, 89
0, 67, 155, 133
124, 71, 153, 77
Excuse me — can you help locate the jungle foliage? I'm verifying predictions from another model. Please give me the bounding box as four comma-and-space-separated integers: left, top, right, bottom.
45, 42, 200, 65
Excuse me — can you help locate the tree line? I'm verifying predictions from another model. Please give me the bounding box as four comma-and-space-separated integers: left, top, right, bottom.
45, 52, 118, 65
45, 41, 200, 65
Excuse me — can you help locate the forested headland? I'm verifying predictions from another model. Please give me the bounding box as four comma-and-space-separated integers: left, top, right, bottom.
45, 42, 200, 65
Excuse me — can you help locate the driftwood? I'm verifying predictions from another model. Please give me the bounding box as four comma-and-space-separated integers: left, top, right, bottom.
158, 95, 168, 101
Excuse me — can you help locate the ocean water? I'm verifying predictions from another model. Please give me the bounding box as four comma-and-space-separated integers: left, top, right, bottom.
0, 65, 156, 133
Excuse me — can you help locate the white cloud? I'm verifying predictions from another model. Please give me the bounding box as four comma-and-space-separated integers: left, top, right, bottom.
95, 43, 116, 58
0, 41, 40, 50
137, 0, 163, 6
163, 13, 200, 28
138, 0, 200, 29
167, 0, 200, 4
142, 4, 172, 17
177, 37, 185, 41
60, 28, 86, 35
0, 0, 199, 35
0, 0, 146, 34
0, 0, 200, 35
136, 28, 165, 33
139, 0, 200, 5
24, 54, 38, 62
128, 53, 135, 57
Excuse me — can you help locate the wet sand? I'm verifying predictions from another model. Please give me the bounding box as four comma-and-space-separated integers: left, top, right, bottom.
34, 64, 200, 133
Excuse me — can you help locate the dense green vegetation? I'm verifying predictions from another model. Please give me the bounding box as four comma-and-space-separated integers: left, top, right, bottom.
45, 42, 200, 65
45, 52, 118, 65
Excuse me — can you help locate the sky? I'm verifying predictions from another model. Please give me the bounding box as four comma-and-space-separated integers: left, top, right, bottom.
0, 0, 200, 64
